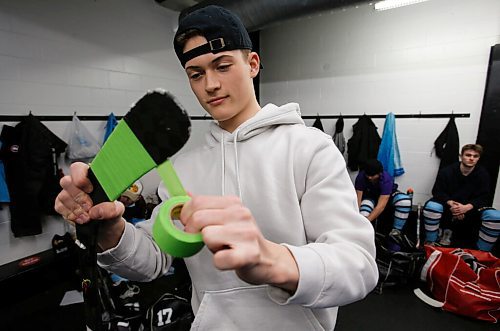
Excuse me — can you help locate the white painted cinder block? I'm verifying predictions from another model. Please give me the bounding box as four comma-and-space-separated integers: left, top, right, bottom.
0, 0, 201, 264
1, 0, 499, 264
66, 66, 109, 89
0, 55, 19, 80
261, 0, 500, 202
0, 29, 43, 59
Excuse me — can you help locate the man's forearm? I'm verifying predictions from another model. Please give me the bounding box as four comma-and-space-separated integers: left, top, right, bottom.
368, 206, 384, 221
97, 218, 126, 251
368, 196, 390, 222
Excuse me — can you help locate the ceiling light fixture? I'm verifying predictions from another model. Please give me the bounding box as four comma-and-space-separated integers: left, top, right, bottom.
374, 0, 431, 11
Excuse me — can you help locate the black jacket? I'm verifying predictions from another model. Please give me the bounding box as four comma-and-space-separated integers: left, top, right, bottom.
347, 115, 381, 171
434, 116, 459, 169
312, 115, 324, 132
0, 115, 66, 237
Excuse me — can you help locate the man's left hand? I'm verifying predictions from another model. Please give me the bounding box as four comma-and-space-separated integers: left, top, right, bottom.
450, 202, 473, 216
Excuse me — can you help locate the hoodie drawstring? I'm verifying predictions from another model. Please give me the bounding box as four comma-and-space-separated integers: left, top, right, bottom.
220, 132, 225, 196
233, 129, 242, 200
219, 130, 242, 200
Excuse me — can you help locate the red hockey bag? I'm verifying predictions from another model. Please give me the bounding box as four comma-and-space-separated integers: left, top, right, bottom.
419, 246, 500, 323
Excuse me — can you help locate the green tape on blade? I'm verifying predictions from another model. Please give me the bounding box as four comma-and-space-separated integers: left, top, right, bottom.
91, 120, 156, 201
153, 195, 204, 258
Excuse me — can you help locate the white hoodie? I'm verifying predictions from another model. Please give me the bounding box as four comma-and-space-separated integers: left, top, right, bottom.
98, 103, 378, 330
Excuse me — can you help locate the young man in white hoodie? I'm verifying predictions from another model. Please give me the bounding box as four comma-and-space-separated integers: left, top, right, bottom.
55, 5, 378, 330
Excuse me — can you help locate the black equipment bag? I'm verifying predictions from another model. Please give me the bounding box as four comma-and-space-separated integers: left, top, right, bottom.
374, 233, 426, 294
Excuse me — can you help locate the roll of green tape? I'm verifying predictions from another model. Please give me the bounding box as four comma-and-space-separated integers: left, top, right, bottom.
153, 195, 204, 257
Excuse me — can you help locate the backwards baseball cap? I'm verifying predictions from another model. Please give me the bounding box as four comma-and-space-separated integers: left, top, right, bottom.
174, 5, 253, 68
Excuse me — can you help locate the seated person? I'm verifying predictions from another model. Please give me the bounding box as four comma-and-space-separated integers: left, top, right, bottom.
423, 144, 500, 251
355, 159, 413, 250
119, 180, 147, 225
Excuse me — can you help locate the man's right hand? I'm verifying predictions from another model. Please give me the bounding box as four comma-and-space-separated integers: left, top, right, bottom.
54, 162, 126, 251
446, 200, 457, 207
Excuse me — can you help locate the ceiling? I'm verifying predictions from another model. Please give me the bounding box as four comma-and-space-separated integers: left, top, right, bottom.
155, 0, 372, 31
155, 0, 203, 12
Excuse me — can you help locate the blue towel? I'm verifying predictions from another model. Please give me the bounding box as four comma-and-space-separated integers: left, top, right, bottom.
103, 112, 118, 142
377, 112, 404, 177
0, 160, 9, 203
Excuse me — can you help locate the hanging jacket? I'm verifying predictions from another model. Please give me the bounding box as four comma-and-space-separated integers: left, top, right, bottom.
0, 115, 66, 237
98, 103, 378, 331
0, 137, 8, 203
332, 115, 346, 155
377, 112, 404, 177
347, 115, 381, 171
312, 115, 324, 132
0, 160, 9, 203
434, 116, 459, 169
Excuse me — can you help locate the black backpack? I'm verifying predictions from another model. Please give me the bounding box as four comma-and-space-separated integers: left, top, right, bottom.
141, 292, 194, 331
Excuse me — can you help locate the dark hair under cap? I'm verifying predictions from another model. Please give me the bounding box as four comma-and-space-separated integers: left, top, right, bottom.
173, 5, 253, 68
363, 159, 383, 176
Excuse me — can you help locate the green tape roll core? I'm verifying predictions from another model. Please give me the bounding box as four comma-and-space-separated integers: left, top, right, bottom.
153, 195, 204, 258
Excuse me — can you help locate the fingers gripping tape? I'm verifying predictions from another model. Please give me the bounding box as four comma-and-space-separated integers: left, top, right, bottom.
153, 196, 204, 258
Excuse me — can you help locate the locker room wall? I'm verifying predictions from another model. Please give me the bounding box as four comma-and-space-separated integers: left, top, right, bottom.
1, 0, 499, 265
0, 0, 208, 265
260, 0, 500, 207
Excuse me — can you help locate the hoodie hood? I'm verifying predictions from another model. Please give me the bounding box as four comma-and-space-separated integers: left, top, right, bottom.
202, 102, 303, 199
206, 102, 304, 146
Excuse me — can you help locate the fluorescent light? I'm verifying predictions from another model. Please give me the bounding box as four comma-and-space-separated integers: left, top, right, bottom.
374, 0, 430, 11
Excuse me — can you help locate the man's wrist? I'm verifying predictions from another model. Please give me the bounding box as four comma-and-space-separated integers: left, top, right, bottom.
97, 218, 126, 252
265, 242, 299, 293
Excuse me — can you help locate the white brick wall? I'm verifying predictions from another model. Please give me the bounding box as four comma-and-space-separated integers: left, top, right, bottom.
0, 0, 206, 264
260, 0, 500, 207
1, 0, 500, 265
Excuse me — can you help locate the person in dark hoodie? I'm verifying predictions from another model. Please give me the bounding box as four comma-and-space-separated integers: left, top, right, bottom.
423, 144, 500, 251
